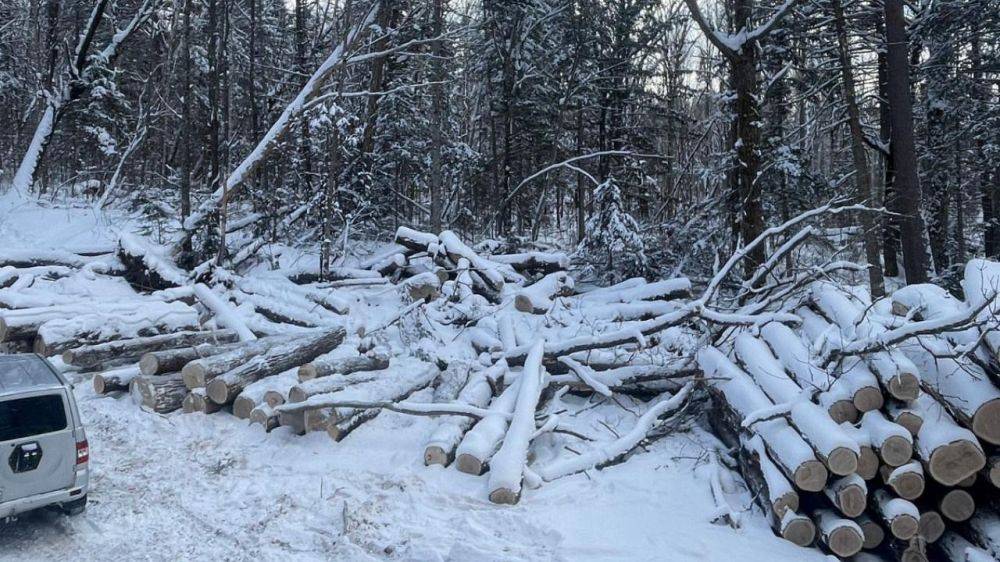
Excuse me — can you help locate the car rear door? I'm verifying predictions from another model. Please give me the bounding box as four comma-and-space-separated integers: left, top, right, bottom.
0, 390, 76, 503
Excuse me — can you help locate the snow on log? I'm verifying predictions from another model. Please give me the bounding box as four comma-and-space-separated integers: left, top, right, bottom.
909, 393, 986, 485
537, 382, 693, 482
513, 272, 574, 314
814, 509, 864, 558
288, 370, 383, 402
297, 346, 390, 381
249, 405, 279, 431
839, 423, 879, 480
0, 300, 195, 343
737, 435, 804, 540
796, 308, 884, 412
33, 301, 201, 355
193, 283, 256, 341
574, 278, 692, 304
93, 364, 141, 394
938, 532, 995, 562
63, 329, 239, 370
487, 340, 547, 504
140, 340, 244, 376
887, 401, 924, 437
0, 249, 96, 269
856, 513, 886, 550
872, 488, 920, 539
902, 336, 1000, 445
130, 373, 188, 414
424, 360, 505, 466
699, 347, 828, 492
824, 473, 867, 517
118, 233, 189, 289
733, 333, 859, 475
232, 369, 298, 419
206, 329, 346, 404
963, 259, 1000, 358
400, 272, 442, 302
438, 230, 508, 293
454, 378, 521, 475
882, 461, 925, 500
488, 252, 568, 275
394, 226, 439, 253
180, 334, 298, 388
860, 410, 913, 467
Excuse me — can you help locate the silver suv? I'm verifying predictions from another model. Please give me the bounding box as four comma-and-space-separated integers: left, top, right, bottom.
0, 354, 89, 518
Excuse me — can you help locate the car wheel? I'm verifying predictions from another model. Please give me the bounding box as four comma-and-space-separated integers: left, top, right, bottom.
61, 495, 87, 516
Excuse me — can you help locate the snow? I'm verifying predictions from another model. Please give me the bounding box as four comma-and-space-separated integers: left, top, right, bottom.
0, 192, 828, 561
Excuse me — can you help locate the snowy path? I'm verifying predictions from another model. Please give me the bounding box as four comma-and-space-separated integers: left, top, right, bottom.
0, 193, 824, 561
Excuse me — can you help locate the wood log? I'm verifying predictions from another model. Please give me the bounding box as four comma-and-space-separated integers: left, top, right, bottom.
0, 249, 105, 269
983, 455, 1000, 488
891, 536, 929, 562
0, 300, 197, 344
400, 272, 442, 302
249, 405, 280, 431
117, 233, 188, 290
488, 340, 546, 504
940, 489, 976, 523
182, 387, 222, 414
130, 373, 187, 414
33, 302, 201, 356
288, 370, 384, 403
424, 360, 503, 466
855, 513, 885, 549
140, 340, 245, 376
93, 364, 141, 394
206, 329, 346, 404
232, 369, 298, 419
575, 278, 692, 304
917, 510, 945, 543
700, 347, 829, 492
861, 410, 913, 467
64, 329, 239, 370
910, 393, 986, 485
192, 283, 257, 341
734, 334, 859, 475
796, 309, 884, 412
882, 461, 925, 500
824, 473, 867, 517
513, 272, 574, 314
840, 424, 880, 480
872, 488, 920, 539
180, 334, 298, 388
455, 379, 521, 475
738, 434, 816, 546
815, 510, 864, 557
297, 347, 390, 381
887, 401, 924, 437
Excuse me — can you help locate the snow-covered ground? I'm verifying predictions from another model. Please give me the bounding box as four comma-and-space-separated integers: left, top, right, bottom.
0, 192, 825, 561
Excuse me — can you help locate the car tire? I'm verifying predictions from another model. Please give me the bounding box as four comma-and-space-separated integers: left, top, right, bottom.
61, 495, 87, 516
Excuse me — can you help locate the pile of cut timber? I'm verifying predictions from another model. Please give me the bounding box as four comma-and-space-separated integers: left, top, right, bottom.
701, 265, 1000, 560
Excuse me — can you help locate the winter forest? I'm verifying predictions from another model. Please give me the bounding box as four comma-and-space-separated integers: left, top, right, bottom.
2, 0, 1000, 560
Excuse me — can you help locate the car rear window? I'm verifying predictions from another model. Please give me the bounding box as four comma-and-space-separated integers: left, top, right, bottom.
0, 394, 68, 442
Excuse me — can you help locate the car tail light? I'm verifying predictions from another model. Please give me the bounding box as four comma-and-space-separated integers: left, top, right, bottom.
76, 439, 89, 465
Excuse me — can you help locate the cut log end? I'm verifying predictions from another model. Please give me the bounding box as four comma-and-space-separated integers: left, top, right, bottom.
971, 399, 1000, 445
488, 487, 520, 505
781, 516, 816, 547
206, 378, 233, 405
881, 436, 914, 467
837, 485, 867, 518
888, 374, 920, 401
938, 489, 975, 522
182, 364, 207, 389
826, 526, 863, 558
794, 460, 828, 492
859, 519, 885, 549
857, 446, 880, 480
297, 364, 318, 381
455, 454, 484, 475
853, 387, 884, 413
917, 511, 944, 543
895, 412, 923, 437
890, 515, 919, 540
262, 390, 285, 408
826, 448, 858, 476
889, 472, 924, 501
828, 400, 859, 424
139, 354, 159, 376
928, 440, 986, 486
423, 446, 449, 467
232, 396, 256, 419
774, 491, 799, 518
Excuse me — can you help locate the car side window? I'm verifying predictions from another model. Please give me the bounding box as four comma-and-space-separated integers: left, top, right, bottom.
0, 394, 68, 442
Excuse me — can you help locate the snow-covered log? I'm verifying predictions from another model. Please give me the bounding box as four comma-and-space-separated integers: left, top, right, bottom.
93, 364, 141, 394
193, 283, 256, 341
938, 532, 995, 562
872, 488, 920, 539
454, 378, 521, 475
814, 509, 864, 557
854, 513, 885, 550
438, 231, 508, 294
824, 473, 867, 517
839, 423, 880, 480
882, 461, 925, 500
140, 340, 244, 376
232, 369, 298, 419
962, 511, 1000, 558
33, 301, 201, 355
288, 370, 384, 402
797, 308, 884, 412
182, 387, 221, 414
0, 249, 96, 269
887, 401, 924, 437
488, 252, 568, 275
400, 272, 442, 302
736, 435, 814, 546
699, 347, 828, 492
513, 272, 574, 314
0, 300, 197, 344
424, 360, 505, 466
733, 333, 859, 475
130, 373, 188, 414
180, 334, 298, 387
117, 233, 189, 289
909, 393, 986, 485
297, 347, 390, 381
575, 278, 692, 304
860, 410, 913, 467
205, 329, 346, 404
488, 340, 546, 504
63, 329, 239, 370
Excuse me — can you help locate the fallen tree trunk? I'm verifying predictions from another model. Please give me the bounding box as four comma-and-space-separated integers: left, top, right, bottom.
206, 329, 346, 404
180, 334, 299, 388
193, 283, 257, 341
0, 300, 196, 343
64, 329, 239, 370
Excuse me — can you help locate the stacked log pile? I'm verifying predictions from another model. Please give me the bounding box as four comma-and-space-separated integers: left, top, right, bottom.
700, 264, 1000, 560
